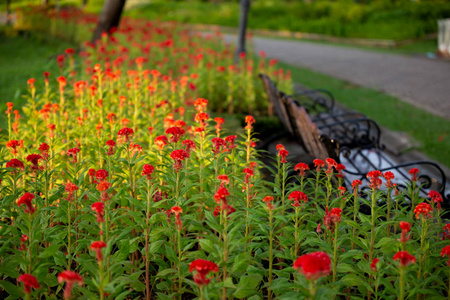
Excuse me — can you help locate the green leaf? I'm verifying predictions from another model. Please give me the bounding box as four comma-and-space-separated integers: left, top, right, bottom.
233, 274, 262, 298
156, 268, 177, 277
38, 243, 62, 258
0, 280, 23, 299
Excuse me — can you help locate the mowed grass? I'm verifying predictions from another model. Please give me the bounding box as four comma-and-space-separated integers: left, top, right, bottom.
0, 32, 75, 131
276, 61, 450, 168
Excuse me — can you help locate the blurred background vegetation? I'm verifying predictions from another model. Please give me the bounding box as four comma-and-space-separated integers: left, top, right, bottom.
2, 0, 450, 40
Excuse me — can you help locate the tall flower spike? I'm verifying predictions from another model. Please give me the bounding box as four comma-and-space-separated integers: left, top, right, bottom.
393, 250, 416, 267
18, 192, 36, 214
58, 270, 83, 300
18, 274, 40, 294
90, 241, 107, 262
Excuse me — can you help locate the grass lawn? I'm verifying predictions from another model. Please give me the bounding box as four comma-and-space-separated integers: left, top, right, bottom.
0, 30, 74, 130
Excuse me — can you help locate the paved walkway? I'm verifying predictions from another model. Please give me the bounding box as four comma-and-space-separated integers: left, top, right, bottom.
224, 34, 450, 120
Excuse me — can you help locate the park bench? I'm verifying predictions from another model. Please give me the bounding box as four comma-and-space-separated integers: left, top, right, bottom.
259, 74, 449, 207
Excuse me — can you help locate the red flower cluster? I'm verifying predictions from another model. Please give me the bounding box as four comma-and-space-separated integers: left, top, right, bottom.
263, 196, 274, 210
323, 207, 342, 231
294, 162, 309, 177
6, 140, 20, 156
293, 251, 331, 280
95, 169, 109, 181
414, 202, 432, 219
367, 170, 383, 190
166, 126, 185, 143
243, 167, 254, 184
384, 171, 395, 188
288, 191, 308, 207
352, 180, 362, 191
428, 190, 443, 210
105, 139, 116, 156
67, 148, 80, 163
58, 270, 83, 300
6, 158, 24, 173
225, 135, 237, 150
245, 115, 255, 130
65, 182, 79, 202
39, 143, 50, 159
409, 168, 419, 182
189, 259, 219, 287
393, 250, 416, 267
90, 241, 107, 262
154, 135, 168, 150
18, 192, 36, 214
325, 158, 337, 175
27, 154, 43, 171
91, 202, 105, 223
171, 206, 183, 230
211, 137, 226, 155
314, 159, 325, 172
117, 127, 134, 143
371, 258, 379, 272
18, 274, 40, 294
335, 164, 345, 178
170, 149, 190, 172
443, 224, 450, 240
278, 149, 289, 164
142, 164, 155, 180
182, 139, 196, 154
441, 245, 450, 266
399, 221, 411, 244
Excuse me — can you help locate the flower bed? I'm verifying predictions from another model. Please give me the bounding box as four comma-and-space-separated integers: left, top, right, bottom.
1, 7, 449, 300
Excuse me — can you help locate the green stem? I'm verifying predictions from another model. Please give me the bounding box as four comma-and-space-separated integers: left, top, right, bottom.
399, 267, 405, 300
268, 209, 273, 300
333, 223, 339, 283
177, 228, 182, 299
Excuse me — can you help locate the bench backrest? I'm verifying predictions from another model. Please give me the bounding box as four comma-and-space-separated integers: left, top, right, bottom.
283, 94, 339, 161
259, 74, 294, 135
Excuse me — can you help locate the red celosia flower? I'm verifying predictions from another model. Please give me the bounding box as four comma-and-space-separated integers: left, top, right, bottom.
293, 251, 331, 280
171, 206, 183, 230
6, 158, 25, 172
117, 127, 134, 143
245, 115, 255, 130
428, 190, 443, 210
97, 181, 110, 192
58, 270, 83, 300
367, 170, 383, 190
217, 175, 229, 187
65, 182, 79, 202
409, 168, 419, 182
67, 148, 80, 163
263, 196, 274, 210
294, 163, 309, 177
142, 164, 155, 180
170, 149, 190, 172
6, 140, 20, 155
154, 135, 168, 150
441, 245, 450, 266
393, 251, 416, 267
18, 192, 36, 214
19, 234, 28, 251
39, 143, 50, 159
371, 258, 379, 272
279, 149, 289, 164
443, 224, 450, 240
26, 154, 43, 171
414, 202, 432, 219
105, 140, 116, 156
18, 274, 40, 294
399, 221, 411, 244
225, 135, 237, 150
95, 169, 109, 181
90, 241, 107, 262
323, 207, 341, 231
182, 139, 196, 154
214, 186, 230, 205
325, 158, 337, 173
335, 164, 346, 178
338, 186, 346, 196
313, 159, 325, 172
6, 102, 13, 114
166, 126, 185, 143
384, 171, 395, 188
276, 144, 285, 151
194, 98, 208, 112
214, 117, 225, 135
288, 191, 308, 207
91, 202, 105, 223
213, 204, 236, 217
243, 167, 254, 184
352, 180, 362, 191
211, 137, 226, 155
189, 259, 219, 287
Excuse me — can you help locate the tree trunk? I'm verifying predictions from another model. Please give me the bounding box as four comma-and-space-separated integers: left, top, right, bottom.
235, 0, 250, 62
91, 0, 127, 43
